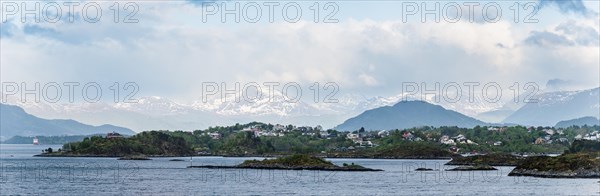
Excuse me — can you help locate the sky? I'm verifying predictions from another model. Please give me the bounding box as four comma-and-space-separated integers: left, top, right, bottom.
0, 0, 599, 104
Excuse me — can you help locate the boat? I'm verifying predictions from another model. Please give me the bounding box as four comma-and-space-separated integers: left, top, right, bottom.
33, 137, 39, 145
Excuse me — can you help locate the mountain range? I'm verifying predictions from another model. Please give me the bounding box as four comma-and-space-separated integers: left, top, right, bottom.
502, 87, 599, 126
555, 116, 600, 128
2, 87, 598, 134
0, 103, 134, 141
0, 89, 505, 131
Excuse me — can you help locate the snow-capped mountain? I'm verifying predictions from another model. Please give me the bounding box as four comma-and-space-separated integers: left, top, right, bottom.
1, 88, 510, 132
115, 96, 190, 116
191, 88, 326, 116
4, 85, 549, 132
502, 87, 600, 126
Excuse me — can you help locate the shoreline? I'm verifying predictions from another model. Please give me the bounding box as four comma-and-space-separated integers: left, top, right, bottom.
187, 165, 383, 172
33, 154, 193, 158
508, 169, 600, 178
34, 153, 453, 160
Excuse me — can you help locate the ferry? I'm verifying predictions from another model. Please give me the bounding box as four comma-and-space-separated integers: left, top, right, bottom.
33, 137, 39, 145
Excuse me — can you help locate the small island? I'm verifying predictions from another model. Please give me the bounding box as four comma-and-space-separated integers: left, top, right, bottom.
118, 156, 151, 160
169, 159, 186, 161
415, 168, 435, 171
508, 152, 599, 178
446, 165, 497, 171
445, 153, 524, 166
508, 140, 600, 178
35, 131, 194, 157
189, 154, 383, 172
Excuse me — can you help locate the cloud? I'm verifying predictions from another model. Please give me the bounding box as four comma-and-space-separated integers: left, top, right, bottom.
358, 73, 379, 87
186, 0, 225, 6
23, 24, 59, 37
525, 20, 599, 47
555, 21, 600, 46
0, 21, 16, 38
525, 31, 573, 46
1, 1, 598, 102
539, 0, 598, 16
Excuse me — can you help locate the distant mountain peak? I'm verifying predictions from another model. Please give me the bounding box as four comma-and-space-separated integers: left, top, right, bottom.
335, 100, 487, 131
0, 103, 134, 141
502, 87, 600, 126
555, 116, 600, 128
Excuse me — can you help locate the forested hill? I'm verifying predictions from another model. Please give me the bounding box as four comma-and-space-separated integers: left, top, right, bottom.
48, 131, 193, 157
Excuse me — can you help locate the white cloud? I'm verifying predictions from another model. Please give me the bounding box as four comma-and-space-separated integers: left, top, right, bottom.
358, 73, 379, 86
1, 1, 598, 103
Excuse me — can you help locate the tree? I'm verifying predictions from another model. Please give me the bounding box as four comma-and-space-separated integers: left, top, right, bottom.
359, 127, 365, 133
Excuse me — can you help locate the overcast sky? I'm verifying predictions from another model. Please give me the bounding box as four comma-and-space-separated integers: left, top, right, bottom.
1, 0, 598, 103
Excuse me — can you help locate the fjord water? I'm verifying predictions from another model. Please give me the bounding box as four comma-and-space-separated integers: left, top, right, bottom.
0, 144, 598, 195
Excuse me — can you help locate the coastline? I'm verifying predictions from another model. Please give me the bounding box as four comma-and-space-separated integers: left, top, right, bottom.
187, 165, 383, 171
34, 153, 453, 160
33, 154, 193, 158
508, 169, 600, 178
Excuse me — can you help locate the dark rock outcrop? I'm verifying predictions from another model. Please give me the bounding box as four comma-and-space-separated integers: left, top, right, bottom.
189, 154, 383, 172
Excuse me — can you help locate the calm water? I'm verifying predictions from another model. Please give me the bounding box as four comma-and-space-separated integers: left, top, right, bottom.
0, 144, 598, 195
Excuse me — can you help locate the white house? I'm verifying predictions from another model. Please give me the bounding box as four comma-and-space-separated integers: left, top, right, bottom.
209, 132, 221, 140
378, 130, 389, 137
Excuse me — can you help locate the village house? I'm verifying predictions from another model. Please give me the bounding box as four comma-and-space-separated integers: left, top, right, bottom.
241, 126, 261, 137
449, 146, 459, 153
347, 133, 360, 140
440, 135, 456, 145
558, 138, 568, 143
453, 134, 467, 142
534, 137, 545, 144
106, 132, 123, 139
583, 131, 599, 140
488, 127, 507, 132
357, 140, 374, 147
273, 124, 286, 132
297, 126, 313, 132
209, 132, 221, 140
378, 130, 390, 137
319, 130, 329, 138
462, 139, 478, 145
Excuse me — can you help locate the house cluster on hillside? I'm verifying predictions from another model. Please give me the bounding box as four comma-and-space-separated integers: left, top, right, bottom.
346, 132, 375, 147
575, 131, 600, 141
533, 128, 569, 144
487, 127, 507, 132
439, 134, 477, 146
241, 125, 286, 137
203, 124, 328, 140
400, 131, 424, 142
